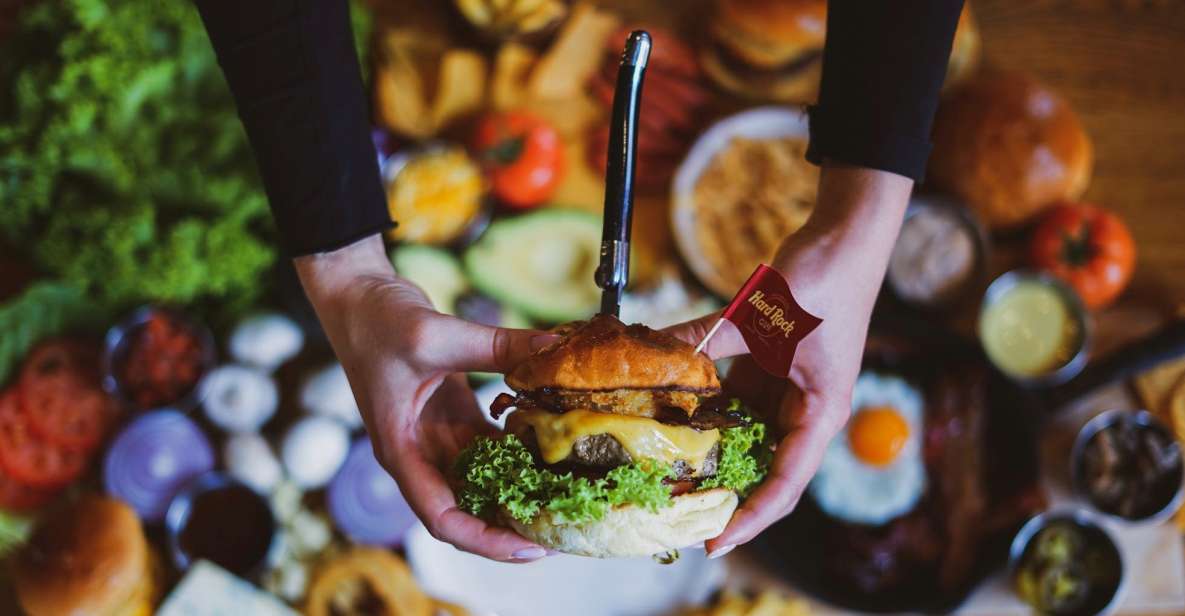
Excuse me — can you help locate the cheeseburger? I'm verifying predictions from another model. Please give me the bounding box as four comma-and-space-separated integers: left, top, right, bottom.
702, 0, 981, 104
455, 315, 770, 558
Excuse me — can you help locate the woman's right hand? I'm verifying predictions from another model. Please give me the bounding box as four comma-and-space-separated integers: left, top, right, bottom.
294, 234, 557, 562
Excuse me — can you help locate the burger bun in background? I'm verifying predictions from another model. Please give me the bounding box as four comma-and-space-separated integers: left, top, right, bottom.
929, 71, 1094, 229
13, 496, 158, 616
702, 0, 981, 104
701, 0, 827, 104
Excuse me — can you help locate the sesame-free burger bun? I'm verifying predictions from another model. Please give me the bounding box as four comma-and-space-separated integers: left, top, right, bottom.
703, 0, 982, 103
929, 72, 1093, 229
701, 0, 826, 103
507, 315, 720, 393
504, 488, 738, 558
711, 0, 827, 68
14, 495, 154, 616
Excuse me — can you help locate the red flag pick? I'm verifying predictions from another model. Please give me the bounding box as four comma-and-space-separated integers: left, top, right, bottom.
695, 264, 822, 377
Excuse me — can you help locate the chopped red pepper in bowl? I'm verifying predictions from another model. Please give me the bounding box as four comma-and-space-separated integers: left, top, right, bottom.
103, 307, 215, 413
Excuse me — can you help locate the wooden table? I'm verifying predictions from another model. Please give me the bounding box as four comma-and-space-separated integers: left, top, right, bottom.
596, 0, 1185, 354
973, 0, 1185, 337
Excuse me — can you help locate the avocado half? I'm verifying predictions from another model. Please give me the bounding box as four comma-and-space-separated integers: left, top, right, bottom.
390, 245, 467, 315
463, 209, 601, 323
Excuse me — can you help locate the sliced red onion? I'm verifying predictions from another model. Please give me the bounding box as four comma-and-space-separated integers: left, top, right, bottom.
328, 438, 416, 546
104, 410, 214, 522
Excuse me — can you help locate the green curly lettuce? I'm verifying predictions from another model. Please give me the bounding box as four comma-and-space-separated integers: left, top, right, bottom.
0, 0, 373, 316
699, 400, 773, 496
455, 434, 675, 525
0, 510, 35, 558
0, 281, 111, 385
455, 400, 772, 525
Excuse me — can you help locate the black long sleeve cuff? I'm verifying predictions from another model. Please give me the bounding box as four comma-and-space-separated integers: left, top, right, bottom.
195, 0, 392, 256
806, 0, 965, 183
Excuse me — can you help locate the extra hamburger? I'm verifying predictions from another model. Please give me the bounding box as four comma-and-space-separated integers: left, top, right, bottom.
701, 0, 981, 104
454, 315, 771, 558
929, 71, 1093, 229
12, 495, 159, 616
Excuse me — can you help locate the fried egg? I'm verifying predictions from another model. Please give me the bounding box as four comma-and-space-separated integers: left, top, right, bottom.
809, 372, 927, 526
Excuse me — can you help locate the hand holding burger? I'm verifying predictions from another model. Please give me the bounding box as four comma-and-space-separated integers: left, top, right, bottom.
454, 314, 771, 557
453, 166, 913, 558
294, 234, 558, 563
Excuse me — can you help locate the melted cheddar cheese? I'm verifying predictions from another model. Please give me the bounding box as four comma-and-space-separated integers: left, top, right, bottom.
515, 408, 720, 470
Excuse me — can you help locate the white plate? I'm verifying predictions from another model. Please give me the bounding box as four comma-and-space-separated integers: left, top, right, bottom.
405, 524, 724, 616
670, 107, 810, 298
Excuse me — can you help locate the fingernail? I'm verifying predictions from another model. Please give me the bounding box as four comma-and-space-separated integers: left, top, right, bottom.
707, 544, 736, 559
529, 334, 560, 352
511, 547, 547, 560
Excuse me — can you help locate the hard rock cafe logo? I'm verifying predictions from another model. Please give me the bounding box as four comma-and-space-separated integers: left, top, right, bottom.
746, 290, 796, 340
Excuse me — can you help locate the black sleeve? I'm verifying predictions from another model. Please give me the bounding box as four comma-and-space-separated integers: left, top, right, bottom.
195, 0, 393, 256
805, 0, 965, 182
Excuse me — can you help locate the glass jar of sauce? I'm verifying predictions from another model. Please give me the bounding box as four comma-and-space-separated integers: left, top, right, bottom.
166, 472, 276, 579
978, 270, 1090, 387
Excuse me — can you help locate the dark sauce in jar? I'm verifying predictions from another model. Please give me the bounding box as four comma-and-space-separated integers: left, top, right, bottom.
177, 483, 275, 577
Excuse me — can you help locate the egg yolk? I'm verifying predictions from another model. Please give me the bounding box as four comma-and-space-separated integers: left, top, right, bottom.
848, 406, 910, 467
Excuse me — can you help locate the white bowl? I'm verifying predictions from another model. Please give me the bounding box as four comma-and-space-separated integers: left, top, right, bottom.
670, 107, 811, 298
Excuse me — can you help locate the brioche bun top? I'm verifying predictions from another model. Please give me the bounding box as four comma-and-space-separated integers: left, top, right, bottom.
14, 496, 150, 616
712, 0, 827, 68
506, 315, 721, 393
930, 72, 1093, 229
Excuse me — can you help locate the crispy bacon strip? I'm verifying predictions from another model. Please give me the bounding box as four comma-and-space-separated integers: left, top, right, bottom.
489, 390, 745, 430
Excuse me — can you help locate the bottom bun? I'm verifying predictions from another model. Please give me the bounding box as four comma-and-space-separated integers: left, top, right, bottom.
504, 488, 738, 558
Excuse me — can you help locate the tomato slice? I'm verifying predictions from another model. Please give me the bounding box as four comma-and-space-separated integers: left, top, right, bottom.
21, 385, 116, 453
0, 390, 87, 488
0, 464, 56, 512
17, 338, 115, 452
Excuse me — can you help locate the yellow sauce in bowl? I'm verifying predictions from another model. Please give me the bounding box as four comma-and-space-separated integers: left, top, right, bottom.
979, 280, 1081, 378
385, 148, 483, 245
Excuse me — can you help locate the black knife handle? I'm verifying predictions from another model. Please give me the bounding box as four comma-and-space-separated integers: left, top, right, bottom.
595, 30, 650, 317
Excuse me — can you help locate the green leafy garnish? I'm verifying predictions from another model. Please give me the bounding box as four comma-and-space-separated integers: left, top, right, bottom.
455, 399, 773, 524
0, 0, 373, 317
455, 435, 675, 525
700, 400, 773, 496
0, 281, 110, 385
0, 510, 35, 558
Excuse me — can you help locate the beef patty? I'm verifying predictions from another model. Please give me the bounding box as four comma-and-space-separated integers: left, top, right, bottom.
513, 427, 721, 480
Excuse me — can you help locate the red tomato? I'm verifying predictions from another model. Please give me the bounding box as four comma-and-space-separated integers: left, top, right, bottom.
19, 339, 116, 452
21, 383, 117, 453
473, 111, 564, 209
0, 465, 56, 512
0, 389, 86, 488
1029, 202, 1136, 309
